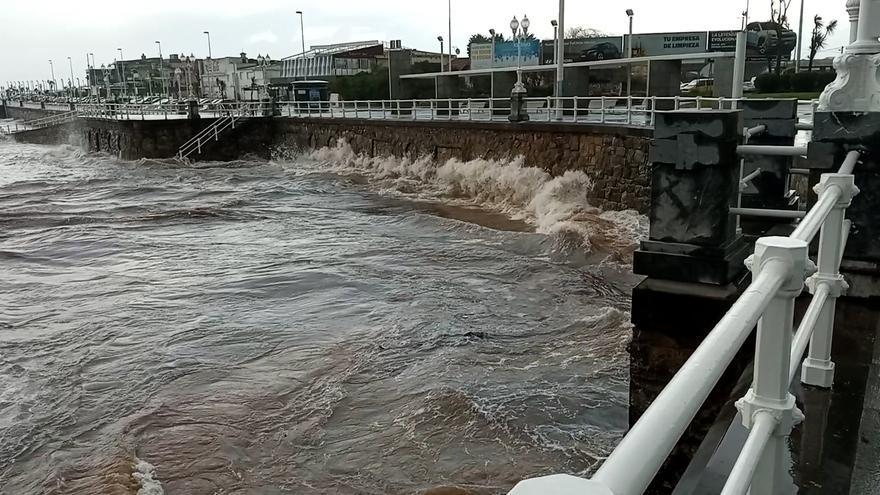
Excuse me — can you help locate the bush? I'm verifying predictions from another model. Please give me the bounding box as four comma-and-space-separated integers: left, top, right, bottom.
755, 73, 782, 93
754, 71, 837, 94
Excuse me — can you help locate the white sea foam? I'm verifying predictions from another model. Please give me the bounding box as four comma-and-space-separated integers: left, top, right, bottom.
132, 458, 164, 495
306, 139, 647, 258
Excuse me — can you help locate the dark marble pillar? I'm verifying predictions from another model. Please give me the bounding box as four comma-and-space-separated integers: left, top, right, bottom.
634, 110, 750, 285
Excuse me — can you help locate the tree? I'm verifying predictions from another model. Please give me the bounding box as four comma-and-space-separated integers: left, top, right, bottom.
566, 26, 606, 39
768, 0, 794, 74
808, 15, 838, 71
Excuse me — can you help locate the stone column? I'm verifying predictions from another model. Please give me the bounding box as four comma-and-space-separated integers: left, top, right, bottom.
738, 99, 799, 235
811, 0, 880, 296
847, 0, 861, 43
630, 110, 751, 492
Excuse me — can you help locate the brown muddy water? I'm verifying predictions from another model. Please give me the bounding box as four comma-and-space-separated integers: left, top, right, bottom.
0, 135, 645, 494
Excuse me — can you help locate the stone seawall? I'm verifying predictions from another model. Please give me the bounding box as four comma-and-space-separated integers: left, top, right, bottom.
9, 114, 653, 213
276, 118, 652, 213
74, 118, 274, 161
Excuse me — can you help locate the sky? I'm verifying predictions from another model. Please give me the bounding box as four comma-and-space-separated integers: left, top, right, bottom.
0, 0, 850, 83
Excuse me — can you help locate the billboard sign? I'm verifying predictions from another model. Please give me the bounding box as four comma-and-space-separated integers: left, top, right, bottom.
471, 41, 541, 69
470, 43, 493, 69
540, 37, 624, 64
493, 40, 541, 68
708, 30, 738, 52
709, 24, 797, 60
629, 32, 707, 57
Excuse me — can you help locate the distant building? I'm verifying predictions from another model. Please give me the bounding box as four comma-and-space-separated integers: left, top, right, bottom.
87, 53, 203, 99
280, 41, 386, 80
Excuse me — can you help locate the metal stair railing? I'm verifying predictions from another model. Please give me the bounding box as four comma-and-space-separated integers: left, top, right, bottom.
1, 110, 79, 134
177, 116, 231, 160
508, 149, 862, 495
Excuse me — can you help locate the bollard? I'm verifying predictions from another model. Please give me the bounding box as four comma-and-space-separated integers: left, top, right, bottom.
508, 82, 529, 123
187, 99, 200, 120
736, 236, 807, 493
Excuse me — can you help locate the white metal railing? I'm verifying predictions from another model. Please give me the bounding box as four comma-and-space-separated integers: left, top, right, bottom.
176, 102, 267, 160
4, 97, 819, 130
275, 96, 771, 128
509, 152, 861, 495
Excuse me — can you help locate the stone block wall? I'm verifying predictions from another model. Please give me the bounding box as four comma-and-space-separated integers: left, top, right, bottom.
9, 113, 653, 213
275, 118, 652, 213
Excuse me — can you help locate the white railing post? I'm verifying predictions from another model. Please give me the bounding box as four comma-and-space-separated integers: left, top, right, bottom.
627, 96, 633, 125
601, 96, 606, 123
801, 173, 859, 387
736, 236, 807, 494
573, 96, 578, 122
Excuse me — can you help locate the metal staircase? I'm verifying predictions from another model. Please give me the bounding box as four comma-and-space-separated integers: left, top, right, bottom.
177, 103, 262, 160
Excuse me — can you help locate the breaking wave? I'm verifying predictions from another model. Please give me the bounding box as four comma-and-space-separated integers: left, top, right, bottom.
303, 139, 647, 260
133, 457, 164, 495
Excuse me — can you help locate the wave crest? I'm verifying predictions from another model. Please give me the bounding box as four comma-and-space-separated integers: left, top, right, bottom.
306, 139, 646, 259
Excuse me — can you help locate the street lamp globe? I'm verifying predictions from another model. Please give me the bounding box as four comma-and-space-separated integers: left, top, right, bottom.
510, 16, 519, 36
521, 15, 530, 35
551, 19, 558, 27
437, 35, 443, 42
626, 9, 634, 17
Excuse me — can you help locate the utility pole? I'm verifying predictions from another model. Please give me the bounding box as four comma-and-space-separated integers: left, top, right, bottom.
556, 0, 565, 119
795, 0, 806, 72
448, 0, 453, 72
296, 11, 306, 55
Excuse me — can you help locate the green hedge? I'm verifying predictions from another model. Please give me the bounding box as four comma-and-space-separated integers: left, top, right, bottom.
755, 72, 837, 94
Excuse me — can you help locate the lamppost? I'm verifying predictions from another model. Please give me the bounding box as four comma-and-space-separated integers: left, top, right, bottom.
101, 65, 111, 99
437, 36, 444, 72
67, 56, 75, 98
155, 41, 165, 98
296, 10, 306, 55
510, 14, 530, 89
48, 60, 56, 95
117, 48, 126, 98
509, 14, 530, 122
551, 20, 558, 64
626, 9, 634, 97
256, 54, 272, 100
204, 31, 212, 58
489, 28, 496, 98
181, 54, 196, 99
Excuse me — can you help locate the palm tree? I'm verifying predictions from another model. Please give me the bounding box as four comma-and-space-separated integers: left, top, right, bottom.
808, 15, 838, 71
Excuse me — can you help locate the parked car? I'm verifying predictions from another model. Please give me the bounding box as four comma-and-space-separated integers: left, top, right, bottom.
682, 78, 714, 95
578, 42, 622, 61
746, 21, 797, 58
